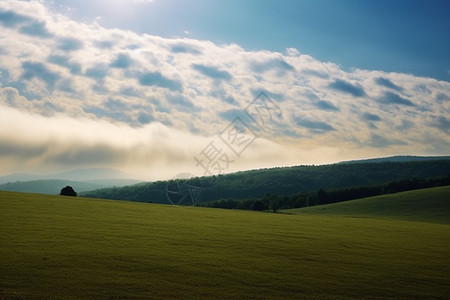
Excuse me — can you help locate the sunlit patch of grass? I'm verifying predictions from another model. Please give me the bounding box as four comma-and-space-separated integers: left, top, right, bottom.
286, 186, 450, 224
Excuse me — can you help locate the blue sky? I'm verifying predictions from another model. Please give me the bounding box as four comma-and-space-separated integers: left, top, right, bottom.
51, 0, 450, 81
0, 0, 449, 180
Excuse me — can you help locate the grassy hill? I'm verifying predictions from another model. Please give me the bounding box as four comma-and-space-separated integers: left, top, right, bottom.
286, 186, 450, 224
1, 190, 449, 299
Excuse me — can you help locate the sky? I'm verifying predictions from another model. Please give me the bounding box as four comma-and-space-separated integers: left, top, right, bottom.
0, 0, 449, 180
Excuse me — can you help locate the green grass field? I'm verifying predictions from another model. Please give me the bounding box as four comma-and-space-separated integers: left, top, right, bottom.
1, 188, 449, 299
286, 186, 450, 224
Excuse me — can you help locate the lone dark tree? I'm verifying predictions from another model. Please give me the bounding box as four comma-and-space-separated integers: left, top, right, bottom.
60, 186, 77, 197
269, 197, 280, 213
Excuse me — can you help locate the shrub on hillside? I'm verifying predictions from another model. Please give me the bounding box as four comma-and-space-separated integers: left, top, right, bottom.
60, 186, 77, 197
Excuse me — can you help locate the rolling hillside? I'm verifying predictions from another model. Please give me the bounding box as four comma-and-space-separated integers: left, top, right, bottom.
0, 179, 110, 195
286, 186, 450, 224
0, 179, 141, 195
0, 167, 137, 184
0, 168, 141, 194
1, 190, 449, 299
82, 159, 450, 204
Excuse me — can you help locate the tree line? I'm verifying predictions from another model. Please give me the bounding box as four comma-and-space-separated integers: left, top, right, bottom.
198, 174, 450, 211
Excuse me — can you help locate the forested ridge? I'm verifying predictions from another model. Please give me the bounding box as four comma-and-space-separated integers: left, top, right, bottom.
82, 160, 450, 206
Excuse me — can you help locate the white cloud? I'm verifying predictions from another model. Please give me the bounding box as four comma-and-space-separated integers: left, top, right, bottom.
286, 47, 300, 57
133, 0, 155, 3
0, 0, 449, 178
0, 103, 302, 180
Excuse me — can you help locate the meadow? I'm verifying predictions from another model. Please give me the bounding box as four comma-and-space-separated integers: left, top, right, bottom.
1, 187, 449, 299
287, 186, 450, 224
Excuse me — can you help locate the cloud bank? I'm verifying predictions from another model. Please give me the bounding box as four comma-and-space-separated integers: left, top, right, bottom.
0, 0, 449, 179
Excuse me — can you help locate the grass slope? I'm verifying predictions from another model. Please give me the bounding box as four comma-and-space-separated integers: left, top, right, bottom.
1, 191, 449, 299
286, 186, 450, 224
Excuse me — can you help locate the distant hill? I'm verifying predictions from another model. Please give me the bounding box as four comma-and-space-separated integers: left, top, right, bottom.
82, 159, 450, 204
0, 168, 141, 194
0, 179, 141, 195
45, 168, 135, 181
0, 167, 137, 184
338, 155, 450, 164
286, 186, 450, 224
0, 180, 106, 195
